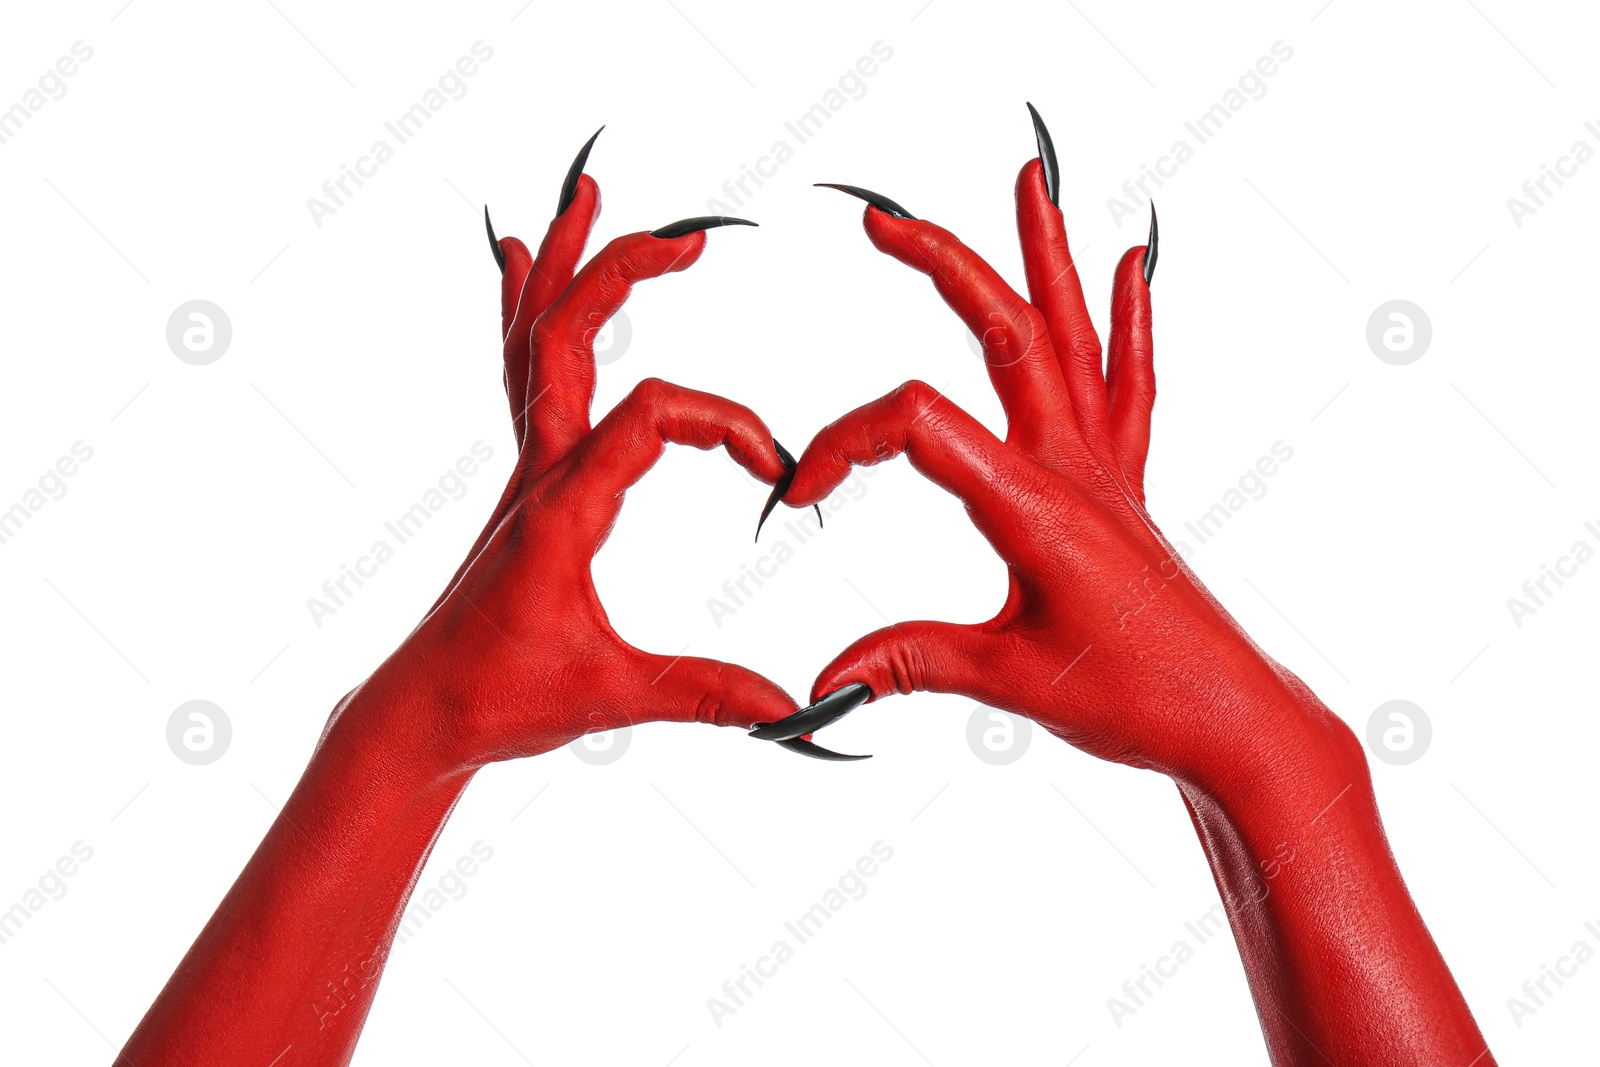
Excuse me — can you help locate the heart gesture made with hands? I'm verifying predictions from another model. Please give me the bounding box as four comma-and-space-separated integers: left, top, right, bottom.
120, 107, 1498, 1067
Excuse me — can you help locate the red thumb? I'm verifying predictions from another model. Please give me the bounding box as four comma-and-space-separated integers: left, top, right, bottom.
643, 655, 800, 733
810, 620, 991, 705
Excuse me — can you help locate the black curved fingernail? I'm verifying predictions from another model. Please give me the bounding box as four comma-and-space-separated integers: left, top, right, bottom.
1143, 201, 1158, 286
776, 736, 872, 762
814, 184, 916, 220
749, 683, 872, 742
756, 439, 823, 542
557, 126, 604, 216
484, 205, 506, 275
1026, 102, 1059, 208
649, 216, 758, 239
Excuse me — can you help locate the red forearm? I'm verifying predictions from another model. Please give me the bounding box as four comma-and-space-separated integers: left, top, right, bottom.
120, 687, 471, 1066
1173, 682, 1493, 1067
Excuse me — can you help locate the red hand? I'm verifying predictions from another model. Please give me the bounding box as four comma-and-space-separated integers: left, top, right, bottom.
118, 158, 798, 1067
367, 181, 796, 766
782, 136, 1495, 1066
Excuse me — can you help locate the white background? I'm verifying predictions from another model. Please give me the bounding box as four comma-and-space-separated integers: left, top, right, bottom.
1, 1, 1596, 1063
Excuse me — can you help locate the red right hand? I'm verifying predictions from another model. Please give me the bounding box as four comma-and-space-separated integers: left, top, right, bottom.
783, 161, 1343, 789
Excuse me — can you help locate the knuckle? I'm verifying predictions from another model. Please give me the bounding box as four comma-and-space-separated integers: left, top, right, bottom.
882, 641, 922, 696
691, 663, 731, 726
893, 379, 936, 414
530, 313, 562, 353
626, 376, 671, 414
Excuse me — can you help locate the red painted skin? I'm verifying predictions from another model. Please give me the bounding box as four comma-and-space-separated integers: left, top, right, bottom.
117, 157, 1496, 1064
780, 158, 1497, 1065
115, 174, 802, 1066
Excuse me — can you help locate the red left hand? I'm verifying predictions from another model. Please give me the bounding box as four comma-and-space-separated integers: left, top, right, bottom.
352, 172, 800, 772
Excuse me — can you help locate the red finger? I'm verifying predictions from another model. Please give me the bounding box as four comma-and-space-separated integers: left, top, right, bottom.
526, 229, 713, 466
434, 176, 599, 614
848, 201, 1081, 464
551, 377, 786, 543
493, 229, 534, 340
495, 174, 602, 447
784, 380, 1040, 561
640, 653, 800, 732
809, 620, 1003, 706
1014, 157, 1110, 436
1106, 245, 1155, 499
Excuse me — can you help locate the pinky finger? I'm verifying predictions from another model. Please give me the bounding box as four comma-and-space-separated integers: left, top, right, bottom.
1106, 228, 1156, 500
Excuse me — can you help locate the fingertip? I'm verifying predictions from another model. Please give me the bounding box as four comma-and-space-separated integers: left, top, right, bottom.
859, 205, 928, 262
809, 671, 879, 708
647, 228, 708, 274
744, 434, 789, 486
1114, 244, 1149, 292
563, 173, 600, 223
720, 667, 802, 733
780, 449, 832, 508
809, 635, 893, 705
500, 234, 533, 265
715, 412, 786, 486
1015, 156, 1051, 209
498, 236, 535, 331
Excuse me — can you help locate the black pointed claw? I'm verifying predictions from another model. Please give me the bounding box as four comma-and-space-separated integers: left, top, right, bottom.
1026, 102, 1060, 208
649, 216, 758, 239
756, 439, 823, 542
485, 205, 506, 274
776, 736, 872, 761
749, 683, 872, 742
558, 126, 604, 216
814, 184, 916, 220
1143, 202, 1158, 286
